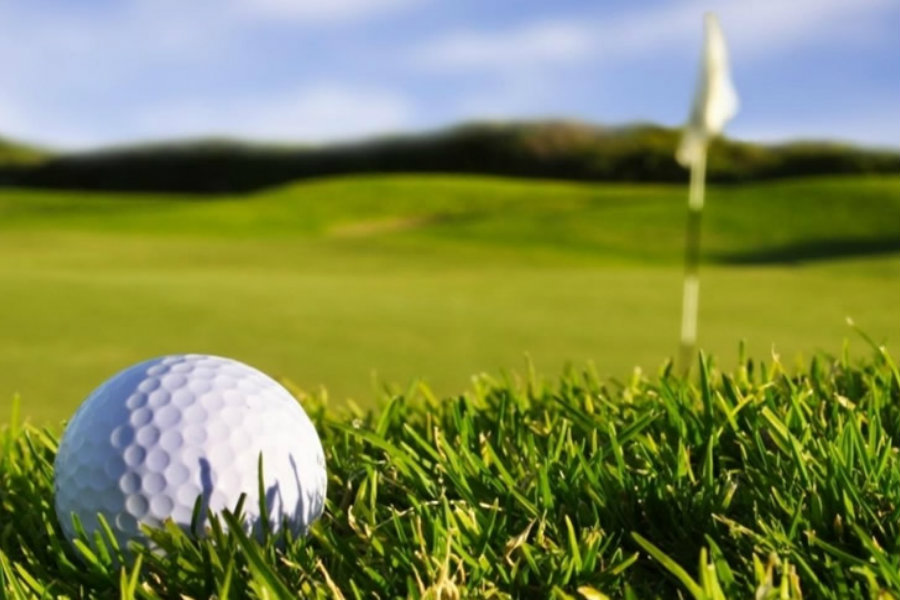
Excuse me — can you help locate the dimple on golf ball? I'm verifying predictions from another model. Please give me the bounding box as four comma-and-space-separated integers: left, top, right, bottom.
53, 354, 326, 548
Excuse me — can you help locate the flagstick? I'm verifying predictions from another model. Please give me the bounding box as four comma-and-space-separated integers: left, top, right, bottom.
678, 143, 708, 373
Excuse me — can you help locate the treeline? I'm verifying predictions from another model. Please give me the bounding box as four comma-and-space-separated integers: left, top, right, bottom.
1, 122, 897, 193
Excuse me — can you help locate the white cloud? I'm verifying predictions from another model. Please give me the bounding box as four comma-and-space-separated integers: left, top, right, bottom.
452, 72, 569, 120
0, 0, 893, 148
0, 91, 97, 150
732, 101, 900, 149
0, 83, 417, 150
413, 0, 897, 146
713, 0, 896, 58
233, 0, 421, 22
416, 0, 896, 71
418, 21, 593, 70
132, 85, 415, 147
0, 0, 424, 149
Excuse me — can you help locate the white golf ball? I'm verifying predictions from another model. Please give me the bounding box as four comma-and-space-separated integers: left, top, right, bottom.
53, 354, 326, 548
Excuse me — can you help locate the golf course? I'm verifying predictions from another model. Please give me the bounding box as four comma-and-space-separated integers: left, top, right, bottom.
1, 0, 897, 594
1, 173, 897, 423
2, 169, 899, 598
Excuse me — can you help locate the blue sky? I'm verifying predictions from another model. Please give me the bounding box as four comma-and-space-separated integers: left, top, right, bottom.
0, 0, 896, 149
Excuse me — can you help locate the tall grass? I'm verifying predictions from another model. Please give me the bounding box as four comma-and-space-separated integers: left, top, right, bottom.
2, 345, 899, 598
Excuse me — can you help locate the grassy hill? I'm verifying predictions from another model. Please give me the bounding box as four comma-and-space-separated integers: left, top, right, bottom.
0, 136, 48, 168
2, 173, 898, 262
2, 121, 898, 193
1, 174, 897, 423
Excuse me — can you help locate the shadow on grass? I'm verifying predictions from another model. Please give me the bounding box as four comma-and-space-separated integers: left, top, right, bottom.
714, 236, 900, 265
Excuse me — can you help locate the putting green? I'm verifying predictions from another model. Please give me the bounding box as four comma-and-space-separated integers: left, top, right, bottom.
1, 174, 896, 422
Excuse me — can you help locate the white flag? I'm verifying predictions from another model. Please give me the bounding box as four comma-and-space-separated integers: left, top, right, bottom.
676, 13, 738, 167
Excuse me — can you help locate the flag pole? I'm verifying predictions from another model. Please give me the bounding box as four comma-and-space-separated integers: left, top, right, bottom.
675, 11, 736, 374
678, 143, 707, 373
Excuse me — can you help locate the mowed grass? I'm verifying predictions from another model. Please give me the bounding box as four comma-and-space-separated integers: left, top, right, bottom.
2, 350, 900, 598
0, 174, 898, 423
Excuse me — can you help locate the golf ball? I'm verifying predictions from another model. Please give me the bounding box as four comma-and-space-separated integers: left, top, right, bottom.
53, 354, 326, 548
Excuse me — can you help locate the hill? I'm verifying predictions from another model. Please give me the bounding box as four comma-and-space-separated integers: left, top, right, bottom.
1, 121, 897, 193
0, 174, 897, 422
0, 136, 48, 168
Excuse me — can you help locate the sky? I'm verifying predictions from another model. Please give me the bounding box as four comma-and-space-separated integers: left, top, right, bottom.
0, 0, 896, 150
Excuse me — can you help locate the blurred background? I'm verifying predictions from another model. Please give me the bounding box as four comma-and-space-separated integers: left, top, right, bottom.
0, 0, 897, 422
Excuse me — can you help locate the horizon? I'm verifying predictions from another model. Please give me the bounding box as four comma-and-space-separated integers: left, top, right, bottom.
0, 0, 897, 151
9, 118, 900, 156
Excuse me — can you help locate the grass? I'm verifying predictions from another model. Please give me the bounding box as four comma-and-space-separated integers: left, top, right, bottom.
1, 174, 898, 423
3, 175, 898, 256
2, 347, 899, 598
1, 172, 898, 597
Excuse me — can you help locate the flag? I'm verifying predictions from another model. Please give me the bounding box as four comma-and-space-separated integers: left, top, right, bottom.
676, 13, 738, 167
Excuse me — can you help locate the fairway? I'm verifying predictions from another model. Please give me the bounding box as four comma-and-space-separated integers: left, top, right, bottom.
1, 174, 897, 423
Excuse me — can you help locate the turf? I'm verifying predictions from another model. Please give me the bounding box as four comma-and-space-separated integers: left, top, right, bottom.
2, 349, 899, 598
0, 174, 897, 423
